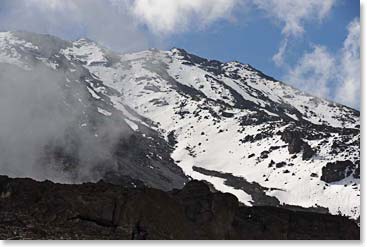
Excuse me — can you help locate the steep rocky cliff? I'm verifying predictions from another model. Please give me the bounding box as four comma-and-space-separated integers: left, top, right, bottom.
0, 175, 359, 240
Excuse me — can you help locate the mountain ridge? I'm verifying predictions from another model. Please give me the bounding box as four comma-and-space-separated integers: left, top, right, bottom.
0, 31, 360, 219
0, 175, 360, 240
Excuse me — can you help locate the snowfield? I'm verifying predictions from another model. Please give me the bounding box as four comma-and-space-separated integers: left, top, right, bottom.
0, 32, 360, 219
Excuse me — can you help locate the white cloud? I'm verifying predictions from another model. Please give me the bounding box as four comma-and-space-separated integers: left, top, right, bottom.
335, 19, 360, 109
285, 19, 360, 109
130, 0, 336, 36
18, 0, 335, 38
253, 0, 335, 37
272, 38, 288, 67
0, 0, 241, 48
0, 0, 337, 48
131, 0, 239, 34
285, 45, 336, 98
252, 0, 336, 70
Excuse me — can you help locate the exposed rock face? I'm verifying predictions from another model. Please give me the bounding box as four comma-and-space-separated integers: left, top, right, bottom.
302, 142, 316, 160
0, 176, 359, 240
281, 130, 304, 154
321, 160, 355, 183
192, 166, 281, 207
280, 128, 316, 160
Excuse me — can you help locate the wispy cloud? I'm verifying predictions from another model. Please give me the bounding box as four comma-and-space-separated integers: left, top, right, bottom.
335, 19, 360, 109
130, 0, 239, 34
285, 18, 360, 109
285, 45, 335, 99
272, 38, 288, 67
253, 0, 335, 37
251, 0, 336, 67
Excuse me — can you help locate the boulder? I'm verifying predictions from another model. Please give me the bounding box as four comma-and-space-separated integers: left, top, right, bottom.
320, 160, 355, 183
280, 128, 315, 159
302, 143, 316, 160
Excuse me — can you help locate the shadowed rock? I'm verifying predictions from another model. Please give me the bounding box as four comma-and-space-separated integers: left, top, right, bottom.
280, 128, 316, 160
0, 175, 359, 240
321, 160, 355, 183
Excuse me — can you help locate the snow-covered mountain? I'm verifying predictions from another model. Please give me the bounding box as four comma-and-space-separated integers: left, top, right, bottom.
0, 31, 360, 219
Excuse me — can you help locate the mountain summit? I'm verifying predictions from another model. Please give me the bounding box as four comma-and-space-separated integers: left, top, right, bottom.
0, 31, 360, 219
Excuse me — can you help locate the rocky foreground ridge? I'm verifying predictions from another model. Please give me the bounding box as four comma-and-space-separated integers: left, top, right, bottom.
0, 175, 359, 240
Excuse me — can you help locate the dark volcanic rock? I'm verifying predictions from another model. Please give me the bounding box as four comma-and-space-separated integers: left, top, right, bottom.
281, 129, 302, 145
192, 166, 280, 207
353, 160, 360, 179
167, 130, 178, 147
320, 160, 355, 183
102, 172, 145, 189
260, 151, 269, 159
276, 162, 287, 168
268, 160, 275, 168
240, 111, 279, 126
221, 111, 234, 118
280, 128, 315, 160
281, 129, 304, 154
111, 133, 188, 191
0, 175, 359, 240
288, 138, 304, 154
302, 142, 316, 160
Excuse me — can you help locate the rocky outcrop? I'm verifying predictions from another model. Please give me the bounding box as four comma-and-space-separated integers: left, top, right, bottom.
280, 128, 316, 160
302, 142, 316, 160
192, 166, 280, 207
320, 160, 356, 183
0, 175, 359, 240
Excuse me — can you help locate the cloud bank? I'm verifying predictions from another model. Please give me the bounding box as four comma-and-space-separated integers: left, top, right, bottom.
0, 0, 148, 51
285, 19, 360, 109
285, 45, 336, 99
0, 0, 240, 49
3, 0, 333, 37
0, 1, 337, 43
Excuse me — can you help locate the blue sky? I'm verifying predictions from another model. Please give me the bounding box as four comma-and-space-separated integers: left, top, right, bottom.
163, 0, 359, 83
0, 0, 360, 109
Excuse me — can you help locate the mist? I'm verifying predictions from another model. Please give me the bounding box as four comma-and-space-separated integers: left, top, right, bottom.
0, 61, 126, 183
0, 0, 152, 52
